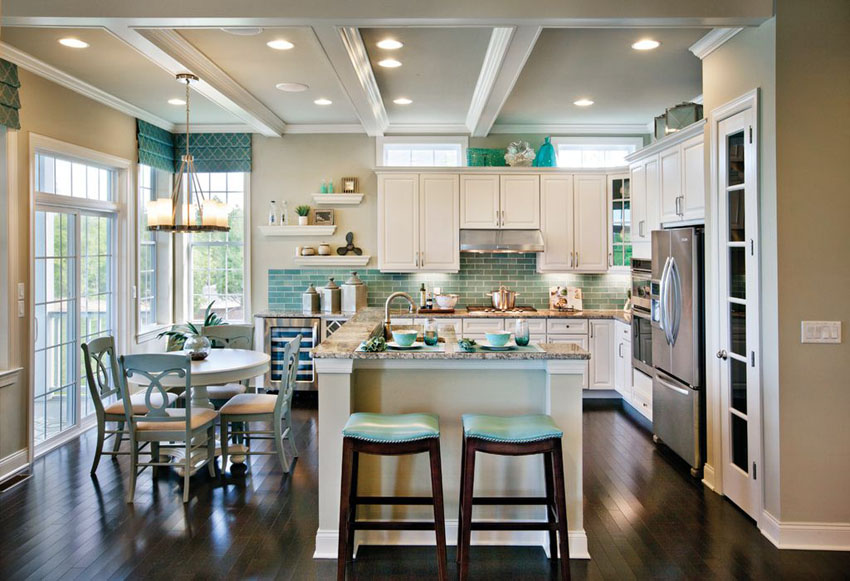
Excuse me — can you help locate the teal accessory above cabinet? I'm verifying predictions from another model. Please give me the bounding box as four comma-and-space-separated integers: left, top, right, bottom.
534, 137, 557, 167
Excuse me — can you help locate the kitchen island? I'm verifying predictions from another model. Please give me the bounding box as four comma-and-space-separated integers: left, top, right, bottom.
311, 308, 591, 561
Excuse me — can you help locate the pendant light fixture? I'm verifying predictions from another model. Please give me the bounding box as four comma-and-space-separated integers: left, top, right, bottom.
146, 73, 229, 233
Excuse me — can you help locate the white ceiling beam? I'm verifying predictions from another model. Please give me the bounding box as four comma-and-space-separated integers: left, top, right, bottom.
385, 124, 470, 135
465, 27, 514, 136
313, 25, 388, 137
0, 40, 175, 131
467, 26, 541, 137
688, 27, 744, 60
129, 27, 285, 136
490, 123, 651, 135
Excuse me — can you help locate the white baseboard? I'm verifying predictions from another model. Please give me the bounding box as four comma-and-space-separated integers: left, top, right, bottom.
0, 449, 29, 483
314, 520, 590, 560
702, 463, 717, 491
761, 510, 850, 551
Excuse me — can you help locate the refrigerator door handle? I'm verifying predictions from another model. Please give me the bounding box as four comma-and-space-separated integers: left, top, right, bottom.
657, 373, 690, 396
659, 256, 673, 345
669, 256, 682, 346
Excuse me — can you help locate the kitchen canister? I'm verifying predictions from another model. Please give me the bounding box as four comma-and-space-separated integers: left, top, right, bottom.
321, 276, 341, 314
341, 271, 368, 314
302, 283, 320, 314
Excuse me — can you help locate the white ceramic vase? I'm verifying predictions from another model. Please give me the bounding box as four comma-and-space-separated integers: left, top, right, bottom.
298, 215, 308, 226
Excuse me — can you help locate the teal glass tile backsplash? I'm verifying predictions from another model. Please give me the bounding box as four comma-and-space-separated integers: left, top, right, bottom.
268, 254, 630, 311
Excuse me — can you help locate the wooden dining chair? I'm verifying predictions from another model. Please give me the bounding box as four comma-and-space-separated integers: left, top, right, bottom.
119, 353, 218, 503
220, 335, 300, 473
81, 336, 178, 475
201, 324, 255, 407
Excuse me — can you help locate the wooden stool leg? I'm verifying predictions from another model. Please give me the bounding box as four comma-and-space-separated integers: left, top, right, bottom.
551, 439, 571, 581
428, 439, 448, 581
456, 435, 467, 564
458, 440, 476, 581
347, 448, 359, 561
544, 450, 558, 560
337, 438, 355, 581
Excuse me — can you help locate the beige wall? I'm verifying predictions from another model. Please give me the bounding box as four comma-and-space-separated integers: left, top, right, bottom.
774, 0, 850, 523
702, 19, 779, 515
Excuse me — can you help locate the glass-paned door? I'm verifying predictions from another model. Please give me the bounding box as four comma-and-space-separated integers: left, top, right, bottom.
717, 106, 761, 519
33, 208, 116, 445
610, 174, 631, 268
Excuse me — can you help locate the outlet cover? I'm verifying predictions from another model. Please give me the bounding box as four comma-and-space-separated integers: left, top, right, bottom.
801, 321, 842, 344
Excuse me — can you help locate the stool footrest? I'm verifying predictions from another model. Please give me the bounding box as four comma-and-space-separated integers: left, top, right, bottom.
472, 496, 549, 505
470, 521, 558, 532
355, 495, 434, 506
354, 521, 436, 531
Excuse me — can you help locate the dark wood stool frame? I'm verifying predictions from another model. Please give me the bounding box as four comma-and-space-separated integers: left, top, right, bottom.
457, 436, 571, 581
337, 436, 448, 581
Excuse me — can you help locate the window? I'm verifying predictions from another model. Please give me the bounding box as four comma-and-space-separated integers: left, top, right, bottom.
552, 137, 643, 169
36, 151, 114, 201
137, 165, 173, 333
377, 136, 467, 167
188, 172, 248, 322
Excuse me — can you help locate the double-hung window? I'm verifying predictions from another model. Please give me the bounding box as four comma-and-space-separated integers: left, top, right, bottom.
137, 164, 172, 334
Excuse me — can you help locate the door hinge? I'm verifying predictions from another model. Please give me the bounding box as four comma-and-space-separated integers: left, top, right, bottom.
749, 126, 753, 144
753, 462, 757, 480
751, 351, 756, 367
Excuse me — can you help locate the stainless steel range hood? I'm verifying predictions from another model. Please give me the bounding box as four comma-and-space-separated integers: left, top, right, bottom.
460, 229, 545, 253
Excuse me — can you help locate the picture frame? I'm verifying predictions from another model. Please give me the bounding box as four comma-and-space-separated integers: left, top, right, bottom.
341, 177, 358, 194
313, 209, 334, 225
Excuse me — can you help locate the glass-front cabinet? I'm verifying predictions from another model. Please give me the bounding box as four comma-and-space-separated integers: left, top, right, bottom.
609, 173, 632, 269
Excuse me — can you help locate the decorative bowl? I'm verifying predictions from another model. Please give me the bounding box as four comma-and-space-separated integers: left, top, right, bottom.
184, 335, 211, 360
485, 331, 512, 348
391, 330, 418, 347
434, 294, 459, 310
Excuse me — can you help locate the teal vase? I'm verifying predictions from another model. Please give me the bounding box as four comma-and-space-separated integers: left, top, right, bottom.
534, 137, 557, 167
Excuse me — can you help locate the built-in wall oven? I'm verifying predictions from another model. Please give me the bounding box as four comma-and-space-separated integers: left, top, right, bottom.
255, 316, 321, 391
631, 259, 653, 376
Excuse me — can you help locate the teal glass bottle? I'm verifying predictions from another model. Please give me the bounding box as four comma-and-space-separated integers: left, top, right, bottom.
534, 136, 557, 167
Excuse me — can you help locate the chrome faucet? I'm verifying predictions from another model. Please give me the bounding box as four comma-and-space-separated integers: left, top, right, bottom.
384, 292, 415, 329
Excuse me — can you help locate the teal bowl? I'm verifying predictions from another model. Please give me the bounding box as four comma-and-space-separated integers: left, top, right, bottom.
392, 330, 418, 347
485, 331, 512, 347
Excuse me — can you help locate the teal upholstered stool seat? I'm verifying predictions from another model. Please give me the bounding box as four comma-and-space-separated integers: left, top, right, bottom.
462, 413, 563, 443
342, 412, 440, 443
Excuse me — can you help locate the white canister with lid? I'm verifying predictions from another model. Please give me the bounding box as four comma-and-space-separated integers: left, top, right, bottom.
321, 276, 341, 314
341, 271, 368, 314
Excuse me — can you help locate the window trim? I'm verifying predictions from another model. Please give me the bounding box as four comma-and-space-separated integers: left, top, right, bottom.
551, 136, 644, 169
376, 135, 468, 168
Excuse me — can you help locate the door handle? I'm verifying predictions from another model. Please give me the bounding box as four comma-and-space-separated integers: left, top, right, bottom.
575, 252, 579, 268
659, 257, 672, 345
569, 252, 574, 268
657, 375, 690, 396
669, 257, 682, 345
495, 209, 500, 227
716, 349, 728, 360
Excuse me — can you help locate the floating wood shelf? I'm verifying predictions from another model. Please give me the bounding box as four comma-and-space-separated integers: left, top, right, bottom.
292, 255, 371, 267
259, 225, 336, 236
311, 193, 364, 206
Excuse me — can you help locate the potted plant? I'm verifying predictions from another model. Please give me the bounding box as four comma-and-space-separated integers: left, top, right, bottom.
158, 301, 225, 360
295, 205, 310, 226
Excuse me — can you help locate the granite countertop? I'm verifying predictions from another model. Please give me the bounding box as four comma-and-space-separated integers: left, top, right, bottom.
255, 308, 630, 324
311, 308, 590, 361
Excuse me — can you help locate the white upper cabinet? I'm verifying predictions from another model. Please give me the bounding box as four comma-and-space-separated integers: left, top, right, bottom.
630, 162, 648, 250
574, 174, 608, 272
460, 174, 499, 229
680, 134, 705, 221
660, 147, 682, 223
538, 175, 574, 271
378, 173, 419, 271
419, 174, 459, 272
645, 157, 661, 235
499, 175, 540, 229
629, 155, 660, 260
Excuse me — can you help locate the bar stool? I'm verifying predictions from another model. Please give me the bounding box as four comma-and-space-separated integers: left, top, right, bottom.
337, 412, 448, 581
457, 413, 570, 581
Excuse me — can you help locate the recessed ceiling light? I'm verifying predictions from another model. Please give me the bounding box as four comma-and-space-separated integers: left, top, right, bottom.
267, 39, 294, 50
393, 97, 412, 105
220, 27, 263, 36
377, 39, 403, 50
58, 38, 89, 49
378, 58, 402, 68
573, 99, 594, 107
168, 98, 186, 106
314, 98, 333, 106
276, 82, 309, 93
631, 39, 661, 51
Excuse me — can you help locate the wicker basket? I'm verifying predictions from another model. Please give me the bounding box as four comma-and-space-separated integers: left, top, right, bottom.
467, 148, 507, 167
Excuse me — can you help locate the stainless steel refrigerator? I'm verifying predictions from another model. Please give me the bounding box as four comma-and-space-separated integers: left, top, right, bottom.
650, 227, 705, 476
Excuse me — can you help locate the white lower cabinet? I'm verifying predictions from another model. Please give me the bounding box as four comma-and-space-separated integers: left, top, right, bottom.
630, 368, 653, 421
614, 321, 632, 397
588, 320, 614, 390
461, 318, 505, 340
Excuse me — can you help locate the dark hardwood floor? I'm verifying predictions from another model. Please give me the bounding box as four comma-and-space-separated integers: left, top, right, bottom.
2, 402, 848, 580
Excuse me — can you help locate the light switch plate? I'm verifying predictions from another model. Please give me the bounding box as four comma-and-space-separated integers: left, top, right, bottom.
17, 282, 24, 300
801, 321, 842, 344
17, 300, 25, 318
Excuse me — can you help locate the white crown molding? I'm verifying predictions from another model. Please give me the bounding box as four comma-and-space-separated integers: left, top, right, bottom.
135, 28, 286, 137
491, 123, 651, 135
313, 25, 387, 137
0, 40, 175, 132
284, 124, 364, 134
689, 28, 744, 60
385, 123, 470, 135
761, 511, 850, 551
624, 119, 705, 162
466, 27, 514, 136
471, 26, 542, 137
173, 123, 255, 133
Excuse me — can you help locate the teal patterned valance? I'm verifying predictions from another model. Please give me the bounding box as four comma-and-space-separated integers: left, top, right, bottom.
173, 132, 252, 173
137, 119, 176, 173
0, 60, 22, 130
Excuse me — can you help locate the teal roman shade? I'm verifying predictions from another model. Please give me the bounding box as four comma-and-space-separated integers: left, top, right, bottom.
0, 60, 22, 130
173, 132, 252, 173
137, 120, 176, 173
